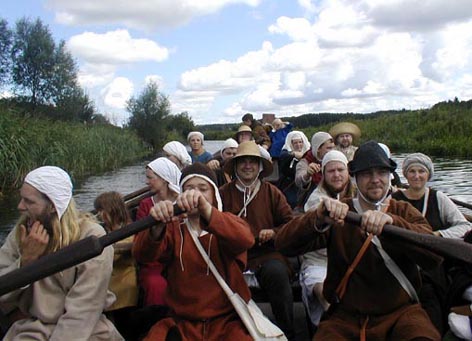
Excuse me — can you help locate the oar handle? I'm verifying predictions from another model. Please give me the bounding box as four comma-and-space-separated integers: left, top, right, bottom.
344, 211, 472, 264
0, 204, 185, 297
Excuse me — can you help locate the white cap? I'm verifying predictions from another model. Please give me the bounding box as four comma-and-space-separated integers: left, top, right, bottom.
24, 166, 73, 219
147, 157, 182, 194
163, 141, 192, 167
187, 131, 204, 142
321, 150, 348, 174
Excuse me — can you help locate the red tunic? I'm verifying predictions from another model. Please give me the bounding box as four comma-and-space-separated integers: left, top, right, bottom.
132, 197, 167, 306
140, 208, 255, 340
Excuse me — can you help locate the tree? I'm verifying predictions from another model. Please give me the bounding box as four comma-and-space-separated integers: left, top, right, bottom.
0, 18, 12, 87
54, 86, 95, 122
167, 111, 195, 138
51, 40, 79, 105
11, 17, 55, 107
127, 81, 171, 150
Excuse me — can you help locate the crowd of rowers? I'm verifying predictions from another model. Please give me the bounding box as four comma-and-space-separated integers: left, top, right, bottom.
0, 112, 471, 341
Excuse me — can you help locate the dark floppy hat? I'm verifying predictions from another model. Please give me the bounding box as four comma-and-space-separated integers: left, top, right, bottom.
224, 141, 273, 178
348, 140, 397, 175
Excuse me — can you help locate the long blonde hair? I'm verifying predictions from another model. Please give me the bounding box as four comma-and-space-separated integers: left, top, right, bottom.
15, 198, 90, 254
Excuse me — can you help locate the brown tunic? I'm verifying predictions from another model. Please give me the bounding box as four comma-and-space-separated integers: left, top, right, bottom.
275, 198, 442, 340
219, 181, 293, 271
138, 208, 254, 340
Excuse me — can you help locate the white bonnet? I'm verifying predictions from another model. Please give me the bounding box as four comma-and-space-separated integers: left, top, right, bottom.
163, 141, 192, 167
24, 166, 73, 219
311, 132, 333, 159
147, 157, 182, 194
221, 138, 238, 157
282, 131, 310, 154
187, 131, 204, 143
321, 150, 348, 174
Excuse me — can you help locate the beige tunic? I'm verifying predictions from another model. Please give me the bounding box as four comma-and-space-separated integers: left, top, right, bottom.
0, 220, 123, 341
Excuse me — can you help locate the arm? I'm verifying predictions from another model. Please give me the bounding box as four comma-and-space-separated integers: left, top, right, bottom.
436, 191, 472, 239
50, 225, 114, 340
295, 159, 311, 189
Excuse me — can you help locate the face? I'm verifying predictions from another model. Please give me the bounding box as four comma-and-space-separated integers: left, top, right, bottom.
222, 147, 237, 161
324, 161, 349, 193
337, 134, 353, 148
189, 136, 203, 151
237, 132, 252, 143
182, 177, 215, 215
235, 156, 260, 184
356, 167, 391, 202
145, 168, 167, 192
291, 138, 304, 152
405, 166, 429, 191
18, 183, 55, 230
317, 140, 335, 160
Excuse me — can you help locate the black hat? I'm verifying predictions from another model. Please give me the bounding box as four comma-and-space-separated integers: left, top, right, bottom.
348, 140, 397, 175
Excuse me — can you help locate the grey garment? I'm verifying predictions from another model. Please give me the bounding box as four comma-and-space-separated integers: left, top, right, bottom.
435, 190, 472, 238
295, 158, 311, 190
0, 221, 124, 341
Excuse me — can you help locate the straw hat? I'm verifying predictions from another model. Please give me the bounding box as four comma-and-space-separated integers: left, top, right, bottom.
224, 141, 273, 178
329, 122, 361, 141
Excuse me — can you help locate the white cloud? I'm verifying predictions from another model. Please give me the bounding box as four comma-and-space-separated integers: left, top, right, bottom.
67, 30, 169, 65
47, 0, 262, 30
101, 77, 134, 110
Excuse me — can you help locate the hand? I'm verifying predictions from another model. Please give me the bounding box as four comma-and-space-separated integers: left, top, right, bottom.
150, 200, 177, 223
207, 159, 220, 170
176, 189, 212, 221
293, 151, 303, 159
20, 221, 49, 266
360, 210, 393, 235
258, 229, 275, 244
316, 197, 348, 226
307, 162, 321, 176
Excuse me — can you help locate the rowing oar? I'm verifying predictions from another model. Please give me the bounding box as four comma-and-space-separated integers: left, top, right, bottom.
122, 185, 151, 202
450, 197, 472, 211
344, 211, 472, 264
0, 205, 184, 297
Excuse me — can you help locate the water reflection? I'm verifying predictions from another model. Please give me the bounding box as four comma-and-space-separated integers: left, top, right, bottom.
1, 141, 471, 243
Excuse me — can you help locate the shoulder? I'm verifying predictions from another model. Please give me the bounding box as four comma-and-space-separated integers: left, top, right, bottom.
79, 219, 107, 239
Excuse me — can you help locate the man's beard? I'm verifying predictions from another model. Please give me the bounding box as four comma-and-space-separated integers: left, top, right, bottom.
27, 209, 55, 236
325, 182, 346, 197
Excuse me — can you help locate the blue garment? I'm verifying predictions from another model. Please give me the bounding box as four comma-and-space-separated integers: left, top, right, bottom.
189, 150, 213, 164
269, 123, 293, 158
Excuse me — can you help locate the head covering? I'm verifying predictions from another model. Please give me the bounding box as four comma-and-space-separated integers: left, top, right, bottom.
221, 138, 238, 155
329, 122, 361, 141
402, 153, 434, 181
147, 157, 181, 194
187, 131, 204, 143
163, 141, 192, 167
224, 141, 273, 178
24, 166, 73, 219
180, 163, 222, 211
378, 143, 391, 158
282, 131, 310, 153
321, 150, 348, 174
311, 132, 333, 160
348, 140, 397, 175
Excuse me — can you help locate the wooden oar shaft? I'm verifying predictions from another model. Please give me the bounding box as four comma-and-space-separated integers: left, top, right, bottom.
344, 211, 472, 264
122, 186, 151, 202
451, 197, 472, 211
0, 205, 185, 297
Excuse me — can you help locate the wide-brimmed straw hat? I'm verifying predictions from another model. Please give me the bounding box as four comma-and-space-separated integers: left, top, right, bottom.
329, 122, 361, 141
224, 141, 273, 178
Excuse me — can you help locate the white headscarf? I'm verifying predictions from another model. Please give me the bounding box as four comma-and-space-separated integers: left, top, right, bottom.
163, 141, 192, 168
221, 138, 238, 157
311, 132, 333, 160
147, 157, 181, 194
187, 131, 204, 143
321, 150, 348, 173
24, 166, 73, 219
282, 131, 310, 154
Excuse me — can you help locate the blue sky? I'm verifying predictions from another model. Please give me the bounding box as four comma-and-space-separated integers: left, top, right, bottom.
2, 0, 472, 126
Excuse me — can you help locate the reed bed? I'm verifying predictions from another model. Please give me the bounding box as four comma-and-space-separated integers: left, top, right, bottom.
0, 110, 150, 192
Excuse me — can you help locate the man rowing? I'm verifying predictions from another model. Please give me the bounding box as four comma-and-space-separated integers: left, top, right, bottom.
0, 166, 122, 340
275, 141, 441, 340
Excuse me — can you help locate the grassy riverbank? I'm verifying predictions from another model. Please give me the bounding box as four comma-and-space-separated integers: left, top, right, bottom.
0, 107, 151, 192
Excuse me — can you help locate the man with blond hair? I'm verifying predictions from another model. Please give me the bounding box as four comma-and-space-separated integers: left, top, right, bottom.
0, 166, 122, 340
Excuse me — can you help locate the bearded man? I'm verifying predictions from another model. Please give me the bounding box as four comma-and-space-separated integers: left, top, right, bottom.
329, 122, 361, 161
0, 166, 122, 341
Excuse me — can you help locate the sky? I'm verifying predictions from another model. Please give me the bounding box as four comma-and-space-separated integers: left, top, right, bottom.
2, 0, 472, 126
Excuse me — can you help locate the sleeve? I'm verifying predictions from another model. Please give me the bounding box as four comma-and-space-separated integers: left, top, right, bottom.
304, 188, 327, 212
275, 210, 328, 257
205, 209, 255, 256
295, 159, 311, 189
50, 226, 114, 340
272, 186, 294, 233
436, 191, 472, 239
0, 229, 28, 311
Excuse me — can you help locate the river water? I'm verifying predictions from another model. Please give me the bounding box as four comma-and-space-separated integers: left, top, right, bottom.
1, 140, 471, 243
